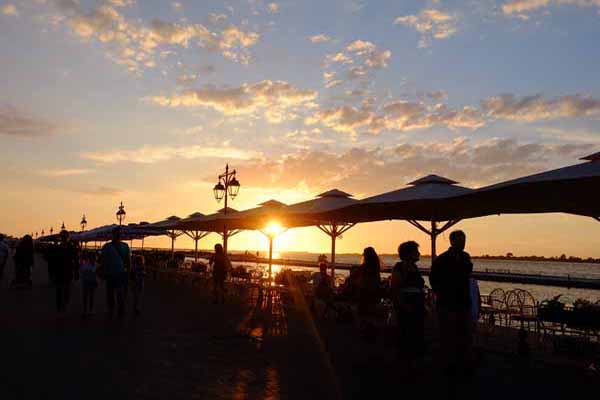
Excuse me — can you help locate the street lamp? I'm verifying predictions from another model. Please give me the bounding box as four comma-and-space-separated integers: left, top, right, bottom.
41, 229, 45, 236
80, 214, 87, 232
61, 222, 66, 231
116, 201, 126, 226
50, 227, 54, 235
213, 164, 240, 254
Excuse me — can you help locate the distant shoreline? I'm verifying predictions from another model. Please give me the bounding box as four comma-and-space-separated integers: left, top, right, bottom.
121, 246, 600, 265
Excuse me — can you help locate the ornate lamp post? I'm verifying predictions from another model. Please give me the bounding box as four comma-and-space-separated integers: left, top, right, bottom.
61, 222, 66, 231
80, 214, 87, 232
116, 202, 126, 226
50, 227, 54, 235
213, 164, 240, 254
41, 229, 45, 237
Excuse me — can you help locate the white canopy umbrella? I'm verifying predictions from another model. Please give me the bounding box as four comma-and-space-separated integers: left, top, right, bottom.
146, 216, 183, 256
172, 207, 242, 254
282, 189, 358, 278
457, 153, 600, 219
176, 212, 210, 262
332, 175, 474, 259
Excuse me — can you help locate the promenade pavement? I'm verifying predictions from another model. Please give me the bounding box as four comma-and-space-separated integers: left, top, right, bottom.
0, 254, 597, 400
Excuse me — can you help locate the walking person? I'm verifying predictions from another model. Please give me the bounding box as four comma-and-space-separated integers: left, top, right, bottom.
430, 230, 474, 380
54, 230, 79, 314
0, 234, 10, 287
391, 241, 426, 365
80, 251, 98, 317
101, 227, 131, 318
13, 235, 34, 289
209, 244, 230, 304
130, 254, 146, 316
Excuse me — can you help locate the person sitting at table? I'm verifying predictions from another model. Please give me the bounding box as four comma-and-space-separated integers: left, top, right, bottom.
312, 262, 334, 317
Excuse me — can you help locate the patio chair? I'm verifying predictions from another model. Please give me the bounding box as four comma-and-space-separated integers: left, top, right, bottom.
481, 288, 506, 331
507, 289, 539, 333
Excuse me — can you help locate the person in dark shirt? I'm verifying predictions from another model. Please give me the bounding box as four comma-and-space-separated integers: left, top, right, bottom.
210, 244, 230, 304
14, 235, 34, 289
430, 230, 474, 378
54, 230, 80, 313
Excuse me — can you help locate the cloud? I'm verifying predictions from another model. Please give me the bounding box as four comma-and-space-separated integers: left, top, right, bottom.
171, 2, 183, 12
0, 105, 61, 137
107, 0, 136, 7
1, 3, 18, 16
394, 8, 457, 47
77, 186, 123, 196
45, 1, 260, 73
268, 3, 280, 14
305, 101, 484, 136
308, 34, 332, 43
40, 168, 94, 177
305, 93, 600, 136
147, 80, 318, 122
502, 0, 600, 16
232, 138, 590, 194
482, 94, 600, 121
81, 144, 262, 164
322, 40, 391, 89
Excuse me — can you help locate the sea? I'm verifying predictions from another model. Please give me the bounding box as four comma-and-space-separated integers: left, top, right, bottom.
189, 251, 600, 304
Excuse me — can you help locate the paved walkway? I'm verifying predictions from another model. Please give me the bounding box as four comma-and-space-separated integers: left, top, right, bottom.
0, 254, 598, 399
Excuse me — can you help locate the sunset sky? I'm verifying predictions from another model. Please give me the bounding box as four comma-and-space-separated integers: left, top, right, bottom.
2, 0, 600, 257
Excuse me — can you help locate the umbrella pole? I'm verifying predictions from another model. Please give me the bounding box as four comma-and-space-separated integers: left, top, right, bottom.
171, 235, 175, 258
269, 236, 273, 281
223, 227, 228, 255
431, 220, 438, 260
141, 237, 144, 251
194, 235, 199, 262
331, 232, 336, 281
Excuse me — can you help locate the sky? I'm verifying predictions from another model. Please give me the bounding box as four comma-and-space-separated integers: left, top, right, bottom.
1, 0, 600, 257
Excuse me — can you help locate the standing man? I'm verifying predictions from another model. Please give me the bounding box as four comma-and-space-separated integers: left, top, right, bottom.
101, 227, 131, 318
209, 244, 230, 304
429, 230, 474, 379
0, 234, 10, 286
54, 230, 79, 313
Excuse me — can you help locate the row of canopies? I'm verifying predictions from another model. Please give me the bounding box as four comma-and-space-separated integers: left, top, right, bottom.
41, 152, 600, 275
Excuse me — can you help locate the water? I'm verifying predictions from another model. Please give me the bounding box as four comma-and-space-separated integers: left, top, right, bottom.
187, 251, 600, 304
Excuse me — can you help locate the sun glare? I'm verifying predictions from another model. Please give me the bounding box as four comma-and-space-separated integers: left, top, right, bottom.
264, 221, 285, 237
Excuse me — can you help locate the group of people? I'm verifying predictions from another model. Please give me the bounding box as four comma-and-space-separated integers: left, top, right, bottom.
312, 230, 478, 376
3, 227, 146, 319
0, 233, 35, 289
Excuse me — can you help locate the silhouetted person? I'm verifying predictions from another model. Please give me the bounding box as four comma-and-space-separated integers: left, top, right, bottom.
313, 261, 334, 317
130, 254, 146, 316
80, 251, 98, 317
430, 230, 474, 379
0, 234, 9, 285
14, 235, 34, 289
54, 230, 79, 313
358, 246, 381, 341
101, 227, 131, 318
391, 240, 426, 363
209, 244, 230, 304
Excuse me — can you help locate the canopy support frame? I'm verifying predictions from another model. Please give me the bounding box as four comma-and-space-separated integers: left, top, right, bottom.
259, 228, 289, 281
166, 230, 184, 258
317, 222, 356, 280
406, 219, 462, 260
184, 230, 211, 262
